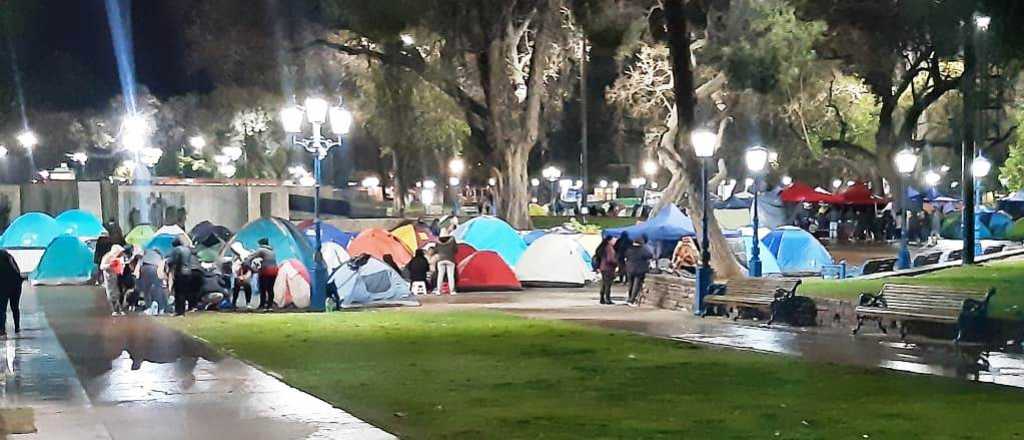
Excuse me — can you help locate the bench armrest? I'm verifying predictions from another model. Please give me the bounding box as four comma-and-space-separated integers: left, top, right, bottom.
857, 292, 886, 308
962, 288, 997, 316
774, 288, 793, 300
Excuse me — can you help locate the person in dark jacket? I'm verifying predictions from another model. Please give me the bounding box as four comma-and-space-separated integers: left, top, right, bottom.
406, 249, 430, 284
624, 236, 654, 306
0, 249, 24, 335
244, 239, 278, 310
167, 237, 200, 316
613, 232, 632, 283
593, 237, 618, 305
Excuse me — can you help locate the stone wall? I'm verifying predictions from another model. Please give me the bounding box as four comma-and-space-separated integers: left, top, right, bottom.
643, 274, 696, 312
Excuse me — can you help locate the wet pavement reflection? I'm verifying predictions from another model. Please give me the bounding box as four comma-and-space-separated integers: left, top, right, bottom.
2, 285, 394, 439
421, 289, 1024, 389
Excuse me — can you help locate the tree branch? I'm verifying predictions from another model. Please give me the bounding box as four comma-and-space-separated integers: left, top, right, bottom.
821, 139, 878, 160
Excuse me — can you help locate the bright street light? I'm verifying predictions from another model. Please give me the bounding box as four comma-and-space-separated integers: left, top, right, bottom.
781, 175, 793, 186
400, 34, 416, 46
972, 156, 992, 178
894, 149, 918, 175
218, 163, 237, 178
304, 97, 329, 125
223, 146, 244, 161
361, 176, 381, 188
832, 179, 842, 189
690, 130, 718, 158
530, 178, 540, 187
488, 177, 497, 186
449, 158, 466, 176
631, 177, 647, 187
189, 136, 206, 152
448, 176, 461, 186
0, 146, 8, 158
642, 160, 659, 176
924, 170, 942, 187
542, 166, 562, 182
329, 107, 353, 135
16, 131, 38, 149
598, 179, 608, 188
745, 146, 770, 174
121, 115, 149, 151
280, 107, 304, 133
69, 152, 88, 165
975, 15, 991, 31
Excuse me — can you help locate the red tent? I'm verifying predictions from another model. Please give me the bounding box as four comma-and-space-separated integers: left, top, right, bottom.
456, 251, 522, 292
455, 243, 477, 264
780, 182, 840, 204
836, 182, 886, 205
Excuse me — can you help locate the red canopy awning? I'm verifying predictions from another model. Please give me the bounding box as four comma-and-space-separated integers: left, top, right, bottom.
836, 182, 887, 206
780, 182, 840, 204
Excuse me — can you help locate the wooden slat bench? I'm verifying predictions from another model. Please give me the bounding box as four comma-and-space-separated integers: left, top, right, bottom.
852, 284, 996, 343
913, 252, 942, 267
704, 278, 803, 325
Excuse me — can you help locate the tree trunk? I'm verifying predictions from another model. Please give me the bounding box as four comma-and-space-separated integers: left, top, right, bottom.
391, 153, 405, 216
501, 146, 532, 229
662, 0, 744, 279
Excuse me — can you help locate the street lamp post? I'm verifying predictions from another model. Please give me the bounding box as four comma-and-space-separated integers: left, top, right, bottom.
281, 97, 353, 311
971, 156, 992, 257
745, 146, 770, 277
894, 149, 918, 270
691, 129, 718, 315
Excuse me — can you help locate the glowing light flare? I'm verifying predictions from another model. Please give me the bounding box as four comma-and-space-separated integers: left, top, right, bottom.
17, 131, 38, 149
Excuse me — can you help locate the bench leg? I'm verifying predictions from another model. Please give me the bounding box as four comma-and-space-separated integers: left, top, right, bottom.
877, 318, 888, 335
899, 322, 908, 341
766, 301, 778, 326
852, 316, 865, 335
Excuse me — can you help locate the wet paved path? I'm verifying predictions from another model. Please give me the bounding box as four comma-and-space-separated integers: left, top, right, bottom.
1, 286, 394, 439
420, 289, 1024, 388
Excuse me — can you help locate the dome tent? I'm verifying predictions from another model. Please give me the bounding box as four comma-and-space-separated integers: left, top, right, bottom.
274, 259, 312, 309
222, 217, 315, 270
453, 216, 528, 266
391, 221, 438, 252
762, 226, 834, 274
347, 229, 413, 267
602, 204, 695, 243
1007, 218, 1024, 241
328, 255, 417, 309
1, 212, 60, 249
454, 243, 477, 264
31, 235, 96, 285
296, 220, 356, 248
740, 234, 782, 275
189, 221, 233, 248
516, 234, 592, 287
983, 211, 1014, 239
125, 224, 156, 247
457, 251, 522, 292
941, 212, 993, 240
55, 210, 106, 240
145, 234, 180, 256
321, 241, 351, 272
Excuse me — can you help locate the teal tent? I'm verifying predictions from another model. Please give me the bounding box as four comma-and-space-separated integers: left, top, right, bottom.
1, 212, 60, 249
453, 216, 527, 266
145, 234, 179, 256
55, 209, 106, 240
222, 217, 314, 269
31, 234, 95, 285
763, 227, 833, 274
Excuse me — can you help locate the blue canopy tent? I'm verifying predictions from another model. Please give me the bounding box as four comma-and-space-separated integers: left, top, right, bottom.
714, 193, 753, 210
55, 210, 106, 241
223, 217, 315, 270
763, 226, 834, 274
31, 234, 96, 285
453, 216, 528, 266
523, 230, 547, 245
328, 256, 416, 309
0, 212, 60, 249
603, 205, 695, 257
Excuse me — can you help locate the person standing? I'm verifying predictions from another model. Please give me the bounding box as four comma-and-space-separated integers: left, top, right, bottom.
138, 249, 167, 314
244, 239, 278, 310
593, 237, 618, 305
167, 237, 200, 316
433, 235, 458, 295
100, 245, 126, 315
625, 236, 654, 306
613, 231, 632, 283
0, 249, 24, 336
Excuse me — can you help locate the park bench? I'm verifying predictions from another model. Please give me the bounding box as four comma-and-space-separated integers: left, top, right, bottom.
852, 284, 996, 343
913, 252, 942, 268
983, 244, 1005, 255
860, 258, 897, 275
704, 278, 805, 325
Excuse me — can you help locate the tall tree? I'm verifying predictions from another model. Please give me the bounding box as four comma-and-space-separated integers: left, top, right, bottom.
309, 0, 580, 228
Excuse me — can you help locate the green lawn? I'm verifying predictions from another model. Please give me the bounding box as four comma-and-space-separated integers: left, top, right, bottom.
802, 260, 1024, 320
530, 216, 636, 230
167, 310, 1024, 439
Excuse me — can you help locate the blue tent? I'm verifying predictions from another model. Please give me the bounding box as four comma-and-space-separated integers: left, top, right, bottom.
1, 212, 60, 249
299, 221, 355, 249
145, 234, 179, 256
523, 230, 547, 245
453, 216, 527, 266
223, 217, 314, 270
982, 211, 1014, 239
55, 210, 106, 240
714, 194, 753, 209
603, 204, 696, 242
763, 226, 833, 274
31, 234, 95, 285
329, 256, 415, 308
741, 236, 782, 275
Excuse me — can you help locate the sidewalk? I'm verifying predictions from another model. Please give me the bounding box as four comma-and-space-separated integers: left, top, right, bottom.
2, 286, 395, 440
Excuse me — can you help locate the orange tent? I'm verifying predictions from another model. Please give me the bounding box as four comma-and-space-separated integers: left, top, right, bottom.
347, 229, 413, 267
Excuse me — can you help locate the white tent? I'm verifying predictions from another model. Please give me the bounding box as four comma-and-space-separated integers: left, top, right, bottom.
155, 225, 191, 245
515, 234, 592, 287
321, 241, 351, 273
273, 260, 311, 309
